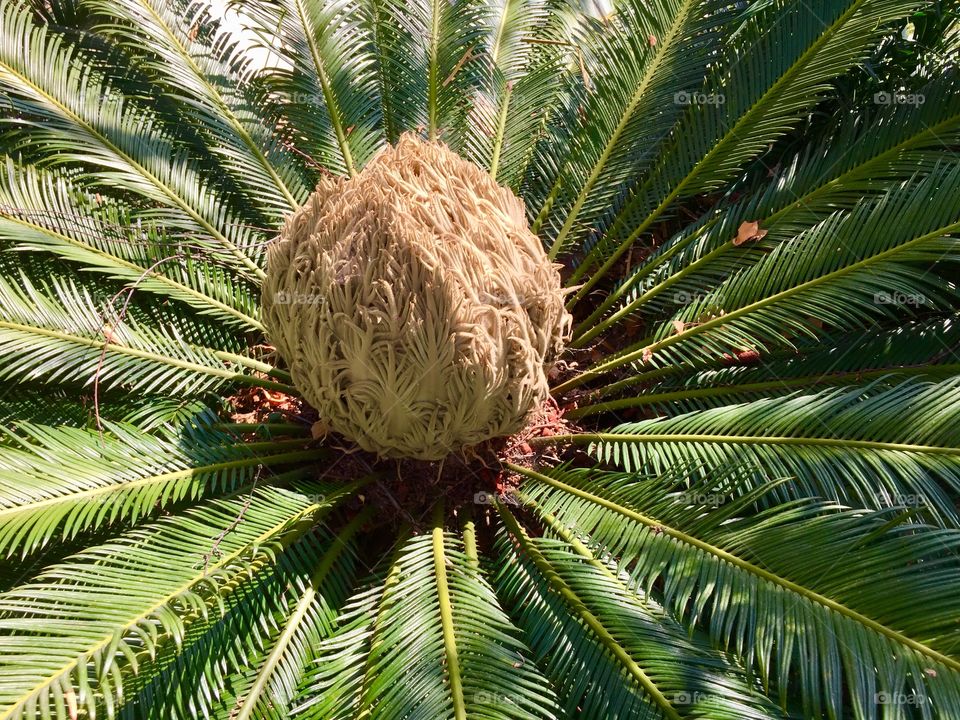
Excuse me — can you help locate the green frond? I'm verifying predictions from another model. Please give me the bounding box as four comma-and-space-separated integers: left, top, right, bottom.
0, 420, 325, 558
0, 271, 291, 397
0, 1, 266, 279
82, 0, 311, 218
563, 162, 960, 390
236, 0, 385, 175
527, 0, 728, 259
514, 464, 960, 718
571, 0, 929, 298
572, 315, 960, 417
492, 514, 657, 718
0, 481, 357, 720
357, 0, 486, 146
0, 161, 263, 331
497, 503, 790, 719
574, 71, 960, 344
231, 508, 370, 720
558, 378, 960, 523
299, 516, 560, 719
461, 0, 571, 186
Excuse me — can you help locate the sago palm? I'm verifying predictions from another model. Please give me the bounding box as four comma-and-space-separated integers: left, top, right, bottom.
0, 0, 959, 717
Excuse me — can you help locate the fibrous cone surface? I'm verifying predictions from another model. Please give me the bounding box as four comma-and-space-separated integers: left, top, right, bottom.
263, 134, 571, 460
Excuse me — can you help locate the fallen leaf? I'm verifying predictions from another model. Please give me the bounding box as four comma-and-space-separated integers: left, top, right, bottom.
642, 346, 654, 363
733, 220, 768, 247
672, 320, 686, 335
65, 690, 78, 720
311, 420, 330, 441
648, 34, 657, 47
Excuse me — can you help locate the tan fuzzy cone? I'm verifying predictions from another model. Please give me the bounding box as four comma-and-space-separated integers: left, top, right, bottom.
262, 134, 571, 460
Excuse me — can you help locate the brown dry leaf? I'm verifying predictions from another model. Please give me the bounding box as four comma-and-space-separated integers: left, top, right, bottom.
672, 320, 686, 335
65, 689, 78, 720
311, 420, 330, 441
648, 34, 657, 47
733, 220, 768, 247
642, 346, 654, 363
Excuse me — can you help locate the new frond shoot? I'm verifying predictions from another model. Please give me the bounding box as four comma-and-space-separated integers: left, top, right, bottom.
263, 134, 570, 459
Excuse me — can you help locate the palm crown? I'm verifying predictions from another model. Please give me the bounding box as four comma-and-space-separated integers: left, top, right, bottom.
0, 0, 959, 718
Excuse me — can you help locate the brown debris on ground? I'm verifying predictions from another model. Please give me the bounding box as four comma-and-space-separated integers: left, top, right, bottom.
289, 395, 582, 534
226, 385, 310, 425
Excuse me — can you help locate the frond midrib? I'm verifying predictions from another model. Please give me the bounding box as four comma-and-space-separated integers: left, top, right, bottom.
540, 0, 701, 260
0, 54, 266, 280
432, 505, 467, 720
0, 318, 294, 393
509, 463, 960, 674
0, 439, 324, 520
497, 501, 683, 720
233, 504, 373, 720
0, 486, 355, 720
132, 0, 301, 206
1, 212, 263, 330
292, 0, 357, 175
561, 214, 960, 390
567, 0, 870, 301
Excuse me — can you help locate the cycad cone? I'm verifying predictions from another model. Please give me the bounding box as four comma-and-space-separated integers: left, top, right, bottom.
263, 134, 570, 460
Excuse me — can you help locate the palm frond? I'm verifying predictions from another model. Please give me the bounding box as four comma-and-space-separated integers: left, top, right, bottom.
237, 0, 384, 175
527, 0, 728, 259
574, 70, 960, 344
572, 315, 960, 418
563, 162, 960, 390
230, 508, 370, 720
82, 0, 311, 219
0, 162, 263, 331
0, 1, 267, 279
0, 481, 357, 720
497, 503, 792, 719
0, 271, 290, 397
571, 0, 928, 299
300, 511, 560, 719
0, 419, 324, 558
557, 378, 960, 523
515, 464, 960, 718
